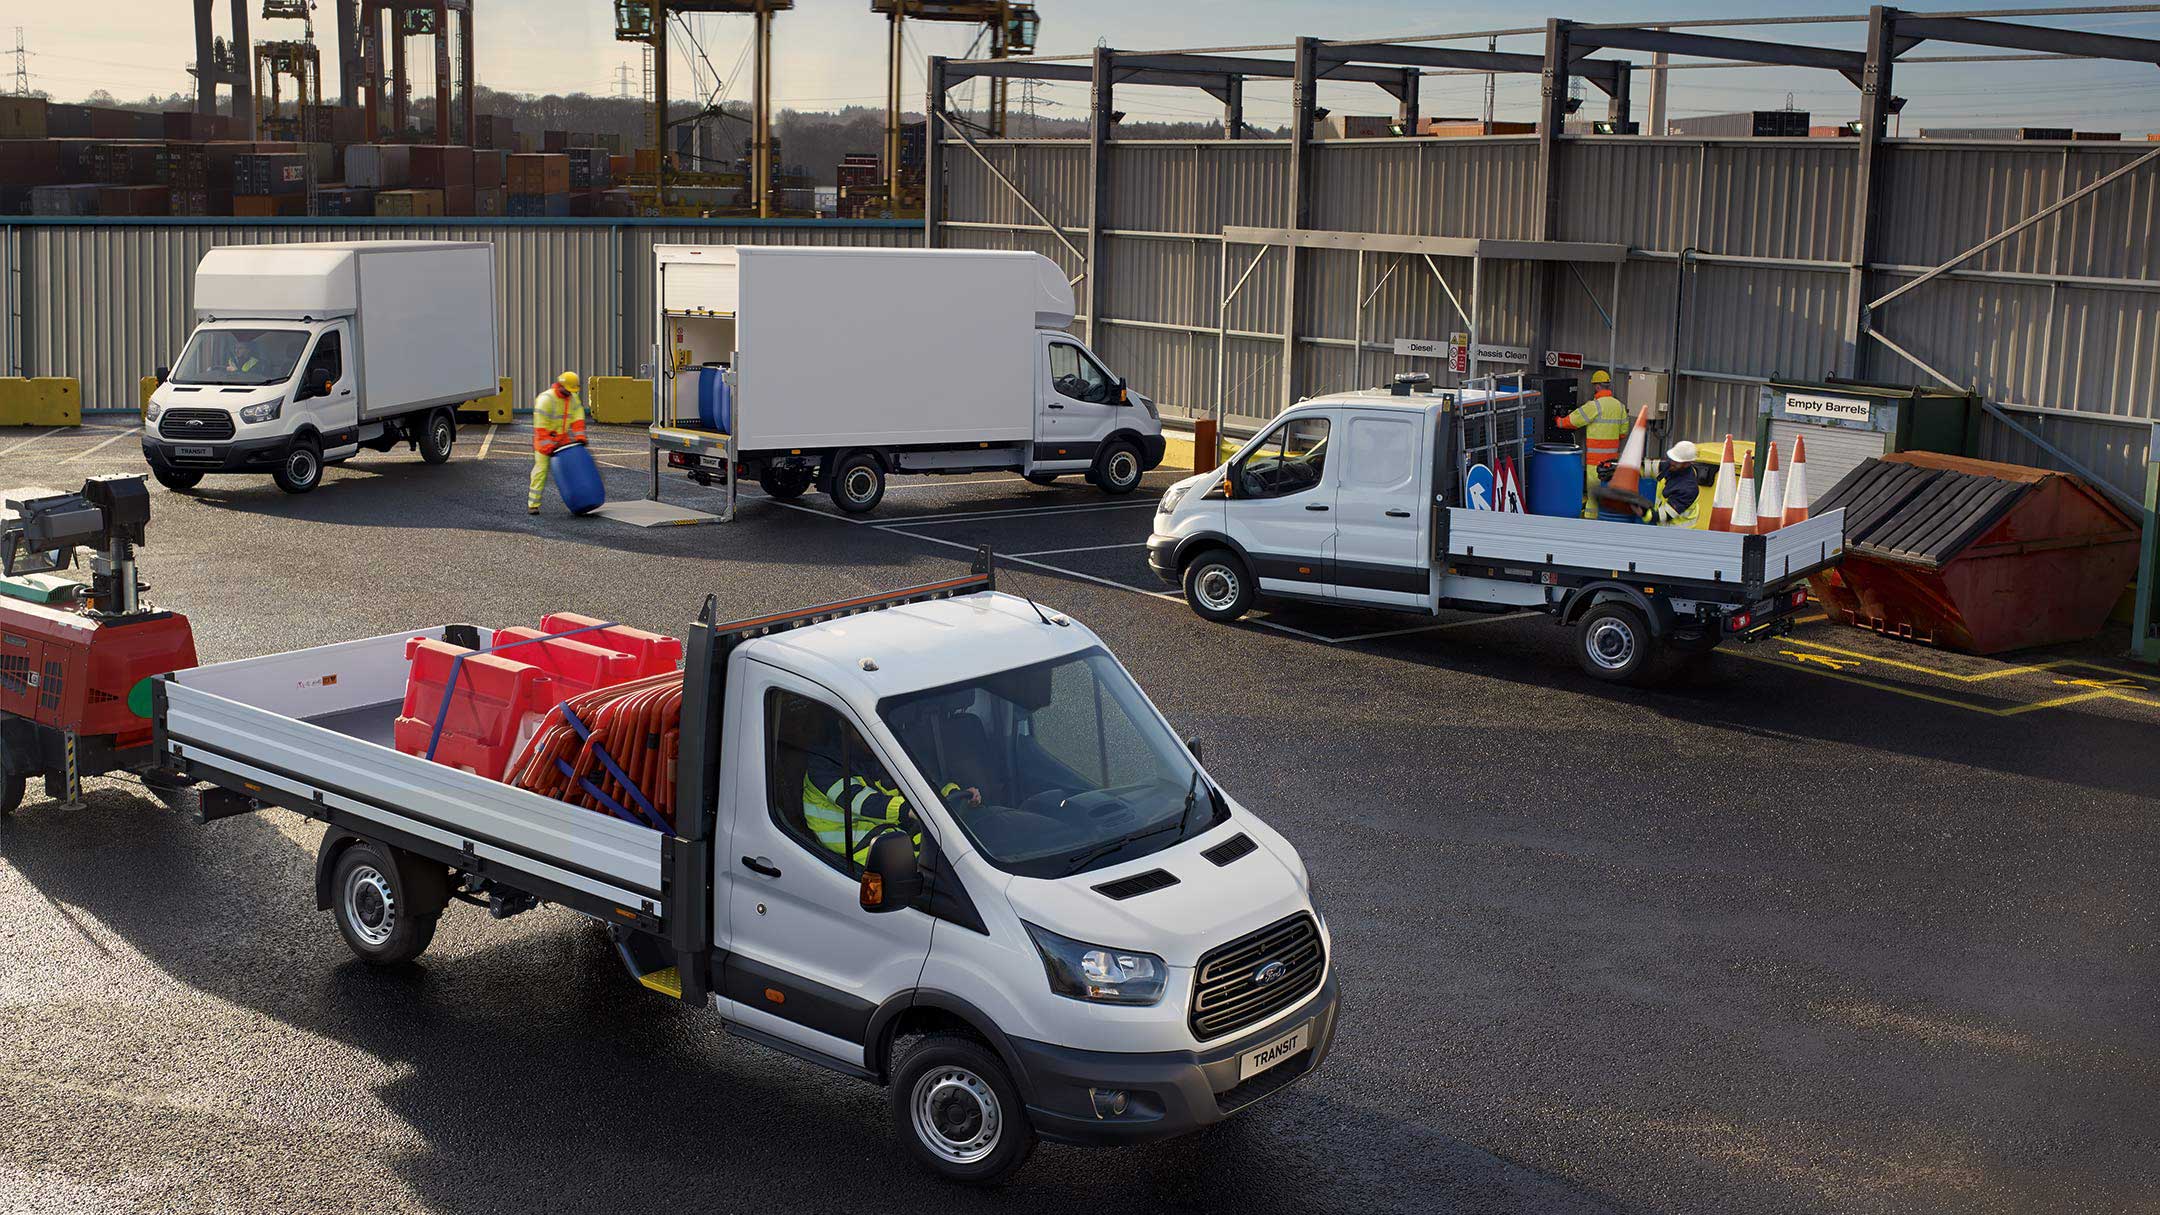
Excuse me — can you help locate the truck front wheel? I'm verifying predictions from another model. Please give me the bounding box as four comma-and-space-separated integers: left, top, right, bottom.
418, 410, 456, 464
1090, 440, 1143, 495
274, 437, 323, 494
831, 452, 887, 514
1183, 548, 1254, 623
330, 841, 440, 965
890, 1032, 1037, 1185
1574, 602, 1659, 684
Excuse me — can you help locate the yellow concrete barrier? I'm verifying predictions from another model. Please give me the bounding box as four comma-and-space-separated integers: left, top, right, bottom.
0, 377, 81, 426
588, 377, 652, 425
140, 375, 158, 417
458, 376, 515, 424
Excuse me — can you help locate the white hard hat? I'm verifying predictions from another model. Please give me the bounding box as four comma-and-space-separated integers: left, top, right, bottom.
1666, 440, 1699, 464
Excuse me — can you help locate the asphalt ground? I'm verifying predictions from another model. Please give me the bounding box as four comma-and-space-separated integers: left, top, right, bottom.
1, 421, 2155, 1215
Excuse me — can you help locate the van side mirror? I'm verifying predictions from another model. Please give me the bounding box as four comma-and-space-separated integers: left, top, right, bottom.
153, 365, 169, 384
1186, 736, 1203, 761
859, 831, 921, 913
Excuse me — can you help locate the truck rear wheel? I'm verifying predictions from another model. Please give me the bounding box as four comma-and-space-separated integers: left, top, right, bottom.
890, 1032, 1037, 1185
1090, 440, 1143, 495
330, 841, 440, 965
273, 437, 323, 495
1574, 602, 1658, 684
418, 410, 456, 465
1183, 548, 1254, 623
831, 452, 887, 515
1, 773, 23, 816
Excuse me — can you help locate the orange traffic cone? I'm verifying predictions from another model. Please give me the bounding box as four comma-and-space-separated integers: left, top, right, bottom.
1731, 452, 1759, 534
1781, 434, 1811, 526
1708, 435, 1736, 532
1594, 406, 1654, 512
1755, 441, 1783, 535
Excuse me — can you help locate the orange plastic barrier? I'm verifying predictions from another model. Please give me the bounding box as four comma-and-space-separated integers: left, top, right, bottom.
539, 612, 684, 678
393, 637, 559, 781
506, 672, 685, 830
491, 626, 643, 698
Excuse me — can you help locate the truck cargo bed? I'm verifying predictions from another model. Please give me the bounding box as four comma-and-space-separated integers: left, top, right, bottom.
157, 628, 668, 924
1442, 507, 1845, 594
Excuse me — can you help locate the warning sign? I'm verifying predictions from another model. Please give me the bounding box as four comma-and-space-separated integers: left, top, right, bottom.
1450, 332, 1469, 374
1544, 350, 1585, 370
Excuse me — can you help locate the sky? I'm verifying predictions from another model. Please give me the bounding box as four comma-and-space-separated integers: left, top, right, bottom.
16, 1, 2160, 135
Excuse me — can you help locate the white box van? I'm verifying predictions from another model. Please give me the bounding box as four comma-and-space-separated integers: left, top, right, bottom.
142, 240, 500, 494
650, 246, 1166, 515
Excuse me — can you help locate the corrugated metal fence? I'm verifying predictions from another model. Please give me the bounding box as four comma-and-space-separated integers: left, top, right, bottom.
936, 134, 2159, 497
1, 218, 922, 414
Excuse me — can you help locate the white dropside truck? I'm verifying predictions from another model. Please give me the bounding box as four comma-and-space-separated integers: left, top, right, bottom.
152, 558, 1335, 1183
1148, 389, 1847, 683
143, 240, 500, 495
648, 245, 1167, 516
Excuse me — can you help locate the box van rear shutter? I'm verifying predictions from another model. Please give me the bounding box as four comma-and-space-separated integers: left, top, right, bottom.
662, 262, 739, 315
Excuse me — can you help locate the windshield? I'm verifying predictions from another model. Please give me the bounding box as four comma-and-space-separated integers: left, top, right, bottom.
880, 648, 1225, 878
171, 326, 311, 386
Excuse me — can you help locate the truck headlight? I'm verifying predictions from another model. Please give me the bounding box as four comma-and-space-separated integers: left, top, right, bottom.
145, 399, 164, 423
1156, 483, 1188, 516
1026, 922, 1167, 1006
238, 400, 280, 424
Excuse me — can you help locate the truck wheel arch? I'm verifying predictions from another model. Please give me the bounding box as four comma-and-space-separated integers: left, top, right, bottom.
1173, 531, 1254, 577
865, 989, 1027, 1088
312, 830, 449, 917
1560, 582, 1674, 634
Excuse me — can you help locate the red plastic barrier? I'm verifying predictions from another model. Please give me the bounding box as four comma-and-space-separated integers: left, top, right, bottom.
393, 637, 558, 781
539, 612, 684, 678
491, 626, 643, 698
507, 672, 684, 829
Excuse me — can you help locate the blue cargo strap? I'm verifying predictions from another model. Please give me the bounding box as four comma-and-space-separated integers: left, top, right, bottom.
421, 620, 624, 764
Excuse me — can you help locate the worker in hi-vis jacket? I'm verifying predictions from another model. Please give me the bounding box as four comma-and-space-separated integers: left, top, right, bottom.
1646, 440, 1706, 527
529, 371, 587, 515
1555, 369, 1628, 519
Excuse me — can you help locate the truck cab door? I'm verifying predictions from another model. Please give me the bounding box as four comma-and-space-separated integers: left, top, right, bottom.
1224, 410, 1338, 598
295, 322, 359, 448
719, 665, 936, 1069
1034, 336, 1117, 470
1331, 409, 1430, 608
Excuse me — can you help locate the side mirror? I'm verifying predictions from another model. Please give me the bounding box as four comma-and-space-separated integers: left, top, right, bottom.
321, 379, 335, 396
1186, 736, 1203, 761
153, 365, 169, 384
859, 830, 921, 913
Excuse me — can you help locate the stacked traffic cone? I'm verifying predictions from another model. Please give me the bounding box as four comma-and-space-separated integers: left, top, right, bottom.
1708, 435, 1737, 532
1594, 406, 1654, 512
1781, 434, 1811, 526
1755, 442, 1784, 534
1730, 452, 1760, 534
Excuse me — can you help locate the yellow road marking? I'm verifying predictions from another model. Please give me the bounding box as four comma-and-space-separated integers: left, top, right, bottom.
1780, 650, 1860, 671
1780, 636, 2160, 686
1734, 649, 2160, 717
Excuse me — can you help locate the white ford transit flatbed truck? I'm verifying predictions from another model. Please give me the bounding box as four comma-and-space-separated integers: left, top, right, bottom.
151, 556, 1335, 1183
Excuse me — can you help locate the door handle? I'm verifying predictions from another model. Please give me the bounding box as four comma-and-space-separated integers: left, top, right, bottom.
1385, 509, 1412, 518
1046, 402, 1065, 409
1305, 503, 1330, 512
741, 855, 782, 877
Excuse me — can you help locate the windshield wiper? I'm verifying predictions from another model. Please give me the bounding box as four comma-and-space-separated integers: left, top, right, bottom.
1064, 818, 1183, 876
1173, 767, 1211, 843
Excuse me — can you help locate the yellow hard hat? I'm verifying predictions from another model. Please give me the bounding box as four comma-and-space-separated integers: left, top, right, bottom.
556, 371, 581, 391
1590, 369, 1611, 385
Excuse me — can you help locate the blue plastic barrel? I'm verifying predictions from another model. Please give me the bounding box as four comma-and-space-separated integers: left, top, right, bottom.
1527, 442, 1586, 518
697, 363, 732, 433
550, 442, 605, 516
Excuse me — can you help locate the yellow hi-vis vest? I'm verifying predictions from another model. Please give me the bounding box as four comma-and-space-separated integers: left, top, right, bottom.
532, 387, 587, 454
1559, 391, 1630, 466
802, 773, 938, 866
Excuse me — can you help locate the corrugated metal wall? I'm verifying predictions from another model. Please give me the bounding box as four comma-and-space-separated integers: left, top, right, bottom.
938, 133, 2159, 495
3, 219, 920, 412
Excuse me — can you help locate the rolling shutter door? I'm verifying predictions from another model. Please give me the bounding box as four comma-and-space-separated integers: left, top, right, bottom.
1769, 420, 1886, 506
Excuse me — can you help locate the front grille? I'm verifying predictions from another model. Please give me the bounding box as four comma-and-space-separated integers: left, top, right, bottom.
1093, 869, 1179, 900
1189, 912, 1324, 1042
159, 409, 236, 440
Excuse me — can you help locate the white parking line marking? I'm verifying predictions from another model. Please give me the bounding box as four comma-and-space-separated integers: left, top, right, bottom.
1331, 611, 1536, 643
1012, 541, 1150, 557
477, 424, 497, 458
0, 427, 68, 457
881, 499, 1162, 527
62, 427, 143, 463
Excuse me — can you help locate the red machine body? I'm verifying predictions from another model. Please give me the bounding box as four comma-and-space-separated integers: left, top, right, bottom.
0, 599, 198, 748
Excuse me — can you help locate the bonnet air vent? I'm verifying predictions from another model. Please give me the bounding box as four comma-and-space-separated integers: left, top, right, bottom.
1202, 833, 1257, 866
1093, 869, 1180, 900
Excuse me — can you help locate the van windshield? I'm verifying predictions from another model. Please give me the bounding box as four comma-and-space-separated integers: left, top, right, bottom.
171, 327, 312, 386
880, 649, 1225, 879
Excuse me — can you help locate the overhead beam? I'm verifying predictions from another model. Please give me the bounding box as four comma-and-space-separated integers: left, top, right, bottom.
1893, 14, 2160, 64
946, 58, 1092, 83
1318, 41, 1625, 91
1108, 51, 1409, 87
1568, 26, 1866, 76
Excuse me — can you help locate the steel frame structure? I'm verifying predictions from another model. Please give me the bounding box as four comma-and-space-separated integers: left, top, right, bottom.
355, 0, 474, 144
924, 5, 2160, 489
632, 1, 790, 217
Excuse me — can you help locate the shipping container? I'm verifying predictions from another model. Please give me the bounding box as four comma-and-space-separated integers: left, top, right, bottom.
45, 104, 93, 138
96, 184, 171, 216
1918, 126, 2074, 140
1, 139, 63, 187
472, 186, 504, 217
232, 193, 308, 217
373, 188, 446, 217
471, 148, 506, 189
308, 185, 377, 217
507, 152, 570, 195
234, 152, 313, 196
345, 143, 411, 188
30, 184, 102, 216
409, 144, 473, 189
443, 184, 475, 215
566, 147, 611, 189
1666, 110, 1812, 137
0, 97, 48, 139
89, 141, 167, 185
505, 192, 570, 218
163, 110, 237, 141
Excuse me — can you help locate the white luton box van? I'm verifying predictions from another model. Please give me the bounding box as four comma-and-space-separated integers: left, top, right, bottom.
142, 240, 500, 494
648, 245, 1167, 515
154, 559, 1336, 1183
1148, 387, 1845, 682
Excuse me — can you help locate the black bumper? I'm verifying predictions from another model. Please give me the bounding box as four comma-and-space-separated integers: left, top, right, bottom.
1146, 533, 1181, 584
1139, 433, 1167, 471
143, 433, 290, 473
1006, 966, 1341, 1146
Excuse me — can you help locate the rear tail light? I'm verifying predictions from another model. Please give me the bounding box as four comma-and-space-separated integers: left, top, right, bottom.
1727, 612, 1754, 632
1790, 589, 1808, 607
